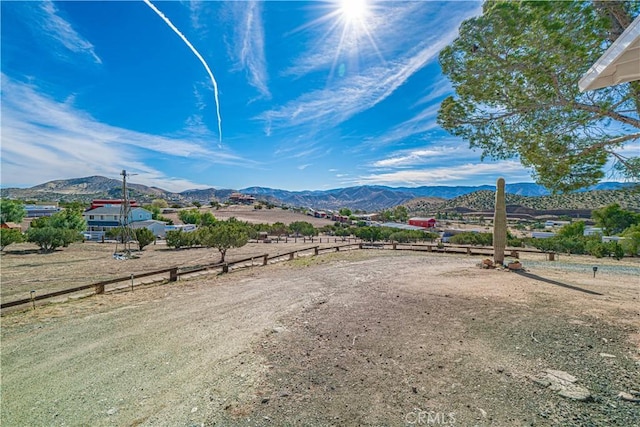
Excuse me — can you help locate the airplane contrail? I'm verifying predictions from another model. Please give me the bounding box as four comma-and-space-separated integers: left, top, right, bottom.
143, 0, 222, 142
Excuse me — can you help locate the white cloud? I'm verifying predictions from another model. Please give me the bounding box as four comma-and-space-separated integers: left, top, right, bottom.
413, 76, 453, 107
0, 75, 249, 192
372, 146, 461, 168
351, 161, 533, 187
297, 164, 312, 170
259, 2, 483, 133
39, 0, 102, 64
259, 32, 455, 131
232, 1, 270, 99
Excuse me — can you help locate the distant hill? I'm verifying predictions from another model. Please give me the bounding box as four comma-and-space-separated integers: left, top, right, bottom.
1, 176, 637, 213
404, 188, 640, 218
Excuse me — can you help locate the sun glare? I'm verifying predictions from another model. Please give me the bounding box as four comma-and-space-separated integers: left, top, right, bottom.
339, 0, 369, 22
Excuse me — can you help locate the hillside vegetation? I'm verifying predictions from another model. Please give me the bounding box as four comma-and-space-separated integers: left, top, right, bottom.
405, 188, 640, 215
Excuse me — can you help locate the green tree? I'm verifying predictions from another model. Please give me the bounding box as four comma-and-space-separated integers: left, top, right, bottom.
289, 221, 316, 237
438, 1, 640, 192
151, 199, 169, 209
199, 221, 249, 262
135, 227, 155, 251
192, 201, 202, 208
592, 203, 640, 235
143, 204, 163, 220
393, 206, 409, 222
0, 228, 24, 251
27, 209, 85, 252
178, 209, 202, 225
49, 207, 86, 232
0, 199, 26, 224
557, 221, 586, 238
621, 224, 640, 256
339, 208, 352, 217
199, 212, 217, 227
270, 222, 288, 237
27, 226, 78, 252
166, 229, 200, 249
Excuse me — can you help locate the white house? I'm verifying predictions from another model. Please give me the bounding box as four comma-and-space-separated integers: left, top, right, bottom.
83, 206, 152, 234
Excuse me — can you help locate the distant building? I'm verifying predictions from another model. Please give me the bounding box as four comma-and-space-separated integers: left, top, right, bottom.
90, 199, 140, 210
584, 227, 603, 236
24, 204, 61, 218
165, 224, 197, 233
131, 220, 167, 238
1, 222, 22, 230
331, 213, 350, 223
378, 222, 427, 231
228, 193, 255, 205
83, 206, 152, 234
531, 231, 556, 239
408, 217, 437, 228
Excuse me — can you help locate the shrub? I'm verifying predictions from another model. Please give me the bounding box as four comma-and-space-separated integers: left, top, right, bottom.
135, 228, 155, 251
0, 228, 24, 251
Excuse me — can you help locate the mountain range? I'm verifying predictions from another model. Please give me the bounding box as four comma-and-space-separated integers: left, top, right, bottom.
1, 176, 636, 212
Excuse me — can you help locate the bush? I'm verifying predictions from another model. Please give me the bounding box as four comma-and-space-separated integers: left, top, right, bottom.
166, 229, 200, 249
0, 228, 24, 250
135, 228, 155, 250
27, 227, 81, 253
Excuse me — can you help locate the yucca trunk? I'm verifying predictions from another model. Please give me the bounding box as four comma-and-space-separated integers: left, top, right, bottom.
493, 177, 507, 265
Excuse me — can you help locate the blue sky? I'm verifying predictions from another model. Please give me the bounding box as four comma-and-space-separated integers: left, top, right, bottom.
1, 0, 538, 192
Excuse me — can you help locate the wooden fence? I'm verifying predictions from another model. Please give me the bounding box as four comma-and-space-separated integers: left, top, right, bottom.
1, 241, 548, 312
1, 243, 360, 311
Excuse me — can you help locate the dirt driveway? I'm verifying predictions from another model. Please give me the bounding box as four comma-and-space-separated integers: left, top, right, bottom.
1, 251, 639, 426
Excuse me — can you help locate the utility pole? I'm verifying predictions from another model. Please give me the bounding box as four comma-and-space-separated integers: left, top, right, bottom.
114, 169, 137, 257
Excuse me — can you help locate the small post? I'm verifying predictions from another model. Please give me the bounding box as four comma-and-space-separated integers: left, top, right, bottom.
392, 242, 397, 250
96, 283, 105, 294
131, 274, 134, 291
466, 247, 471, 255
593, 266, 598, 278
222, 264, 229, 273
169, 268, 178, 282
30, 290, 36, 310
289, 252, 294, 260
314, 247, 319, 256
263, 254, 268, 266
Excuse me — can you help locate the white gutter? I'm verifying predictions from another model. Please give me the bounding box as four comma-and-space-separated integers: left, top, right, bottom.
579, 15, 640, 92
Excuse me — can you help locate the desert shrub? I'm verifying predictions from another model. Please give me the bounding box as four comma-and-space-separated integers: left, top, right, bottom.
135, 228, 155, 251
0, 228, 24, 250
166, 229, 199, 249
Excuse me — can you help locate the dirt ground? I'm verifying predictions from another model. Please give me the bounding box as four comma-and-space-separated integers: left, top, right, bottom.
165, 205, 336, 227
1, 249, 639, 426
0, 238, 354, 305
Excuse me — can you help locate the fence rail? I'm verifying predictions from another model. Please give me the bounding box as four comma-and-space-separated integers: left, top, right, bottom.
1, 244, 360, 311
2, 242, 549, 312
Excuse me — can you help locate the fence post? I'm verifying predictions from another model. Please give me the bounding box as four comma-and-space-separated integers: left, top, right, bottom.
169, 268, 178, 282
359, 243, 363, 249
466, 247, 471, 255
95, 283, 105, 294
392, 242, 397, 250
427, 245, 432, 252
289, 252, 295, 260
222, 263, 229, 273
314, 247, 319, 255
263, 254, 268, 265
